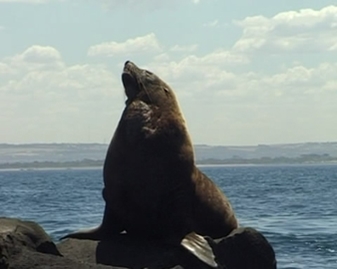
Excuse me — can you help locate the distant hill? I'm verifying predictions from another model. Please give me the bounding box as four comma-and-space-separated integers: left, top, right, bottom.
1, 142, 337, 165
194, 142, 337, 160
0, 143, 107, 164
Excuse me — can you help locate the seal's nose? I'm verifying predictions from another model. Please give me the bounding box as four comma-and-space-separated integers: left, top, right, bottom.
124, 60, 131, 67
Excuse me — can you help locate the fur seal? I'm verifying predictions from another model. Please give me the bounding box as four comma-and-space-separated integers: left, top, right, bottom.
62, 61, 238, 267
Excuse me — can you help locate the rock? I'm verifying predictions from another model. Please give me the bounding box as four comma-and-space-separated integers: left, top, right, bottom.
211, 227, 277, 269
0, 217, 60, 269
0, 217, 109, 269
0, 217, 60, 255
7, 248, 113, 269
57, 234, 210, 269
0, 217, 276, 269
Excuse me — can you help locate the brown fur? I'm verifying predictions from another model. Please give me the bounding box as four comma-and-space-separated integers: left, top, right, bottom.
62, 61, 238, 243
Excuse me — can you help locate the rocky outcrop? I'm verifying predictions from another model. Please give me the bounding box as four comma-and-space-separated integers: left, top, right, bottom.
0, 217, 276, 269
0, 217, 60, 268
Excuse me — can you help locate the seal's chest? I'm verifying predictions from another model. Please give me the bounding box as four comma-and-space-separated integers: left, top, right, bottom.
123, 101, 159, 139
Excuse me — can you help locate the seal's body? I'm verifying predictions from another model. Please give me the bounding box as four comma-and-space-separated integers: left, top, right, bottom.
63, 61, 238, 266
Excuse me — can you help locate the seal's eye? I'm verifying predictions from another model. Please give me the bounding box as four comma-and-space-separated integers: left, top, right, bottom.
163, 87, 170, 94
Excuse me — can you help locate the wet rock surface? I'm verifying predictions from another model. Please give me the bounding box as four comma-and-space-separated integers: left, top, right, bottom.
0, 217, 276, 269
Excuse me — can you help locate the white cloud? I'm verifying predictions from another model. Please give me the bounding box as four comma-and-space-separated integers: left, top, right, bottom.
203, 19, 219, 27
256, 63, 337, 100
153, 53, 170, 62
147, 54, 337, 144
150, 49, 249, 81
150, 53, 336, 101
4, 46, 64, 74
234, 5, 337, 53
2, 42, 337, 144
170, 44, 198, 52
329, 42, 337, 51
2, 2, 337, 145
19, 45, 62, 63
0, 45, 123, 143
0, 62, 14, 76
1, 46, 118, 96
88, 33, 161, 57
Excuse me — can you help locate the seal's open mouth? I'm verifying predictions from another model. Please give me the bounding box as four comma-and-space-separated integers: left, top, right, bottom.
122, 61, 139, 99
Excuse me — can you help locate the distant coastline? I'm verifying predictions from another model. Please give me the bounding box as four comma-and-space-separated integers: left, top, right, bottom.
1, 142, 337, 170
1, 154, 336, 170
0, 159, 103, 170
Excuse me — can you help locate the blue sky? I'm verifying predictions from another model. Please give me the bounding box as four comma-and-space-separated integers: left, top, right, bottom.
1, 0, 337, 145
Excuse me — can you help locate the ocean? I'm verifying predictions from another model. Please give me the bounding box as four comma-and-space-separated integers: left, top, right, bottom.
1, 164, 336, 268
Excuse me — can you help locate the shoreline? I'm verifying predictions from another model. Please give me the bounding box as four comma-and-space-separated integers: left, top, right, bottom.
0, 166, 103, 172
1, 162, 337, 172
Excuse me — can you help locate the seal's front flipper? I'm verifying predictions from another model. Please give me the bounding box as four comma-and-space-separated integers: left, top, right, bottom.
61, 204, 124, 241
60, 225, 103, 240
181, 232, 218, 268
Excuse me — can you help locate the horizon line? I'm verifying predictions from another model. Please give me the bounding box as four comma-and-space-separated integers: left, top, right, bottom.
0, 141, 337, 147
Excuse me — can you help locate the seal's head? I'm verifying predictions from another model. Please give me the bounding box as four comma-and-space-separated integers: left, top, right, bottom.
120, 60, 189, 146
122, 61, 177, 110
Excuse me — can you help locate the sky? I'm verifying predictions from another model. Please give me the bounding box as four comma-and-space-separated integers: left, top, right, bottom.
0, 0, 337, 146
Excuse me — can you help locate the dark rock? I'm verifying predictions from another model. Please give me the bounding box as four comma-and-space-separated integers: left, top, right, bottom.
211, 227, 277, 269
0, 217, 276, 269
0, 217, 61, 269
57, 234, 211, 269
0, 217, 110, 269
7, 248, 113, 269
0, 217, 60, 256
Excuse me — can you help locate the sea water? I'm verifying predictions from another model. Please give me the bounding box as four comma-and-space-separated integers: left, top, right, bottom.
1, 164, 336, 268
